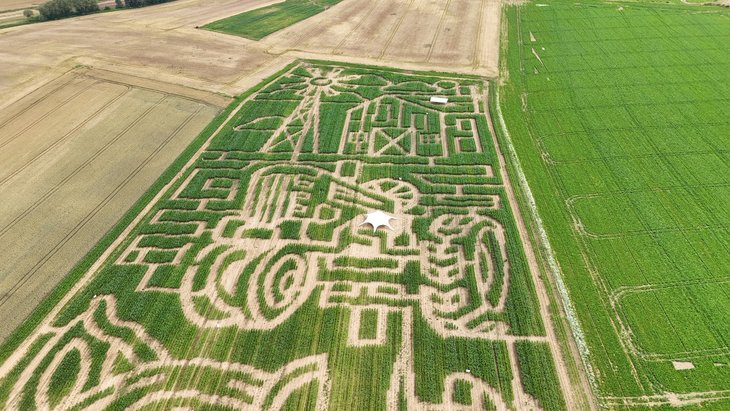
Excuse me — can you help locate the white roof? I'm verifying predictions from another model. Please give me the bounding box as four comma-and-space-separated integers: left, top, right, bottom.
359, 210, 396, 232
430, 96, 448, 104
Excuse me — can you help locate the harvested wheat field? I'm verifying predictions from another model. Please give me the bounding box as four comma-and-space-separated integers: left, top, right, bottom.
0, 0, 38, 12
498, 0, 730, 409
0, 68, 220, 342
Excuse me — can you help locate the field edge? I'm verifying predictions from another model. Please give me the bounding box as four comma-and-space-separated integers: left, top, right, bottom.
491, 5, 597, 409
0, 60, 299, 364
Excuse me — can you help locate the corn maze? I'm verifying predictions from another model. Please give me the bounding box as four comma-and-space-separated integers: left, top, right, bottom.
0, 62, 566, 410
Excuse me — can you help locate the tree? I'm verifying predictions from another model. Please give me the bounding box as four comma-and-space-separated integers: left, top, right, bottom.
124, 0, 143, 7
115, 0, 123, 8
39, 0, 73, 20
71, 0, 99, 14
22, 9, 34, 18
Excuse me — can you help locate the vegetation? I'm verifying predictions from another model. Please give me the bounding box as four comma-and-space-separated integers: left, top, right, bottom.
203, 0, 346, 40
500, 0, 730, 405
32, 0, 175, 22
0, 61, 566, 409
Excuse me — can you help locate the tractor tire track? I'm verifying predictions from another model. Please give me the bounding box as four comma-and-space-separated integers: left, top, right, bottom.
0, 105, 202, 310
0, 86, 132, 188
0, 79, 99, 150
376, 0, 416, 60
425, 0, 453, 63
0, 74, 77, 131
0, 96, 167, 240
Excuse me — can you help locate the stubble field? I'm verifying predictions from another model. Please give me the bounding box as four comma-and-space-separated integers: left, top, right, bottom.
0, 68, 220, 343
499, 1, 730, 408
0, 0, 37, 11
0, 0, 501, 112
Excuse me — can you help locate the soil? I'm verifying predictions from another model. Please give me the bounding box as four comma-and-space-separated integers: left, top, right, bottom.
0, 70, 218, 342
0, 0, 500, 111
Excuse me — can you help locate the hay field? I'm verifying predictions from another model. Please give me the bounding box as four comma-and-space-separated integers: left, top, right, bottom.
499, 1, 730, 408
0, 69, 219, 342
0, 62, 573, 410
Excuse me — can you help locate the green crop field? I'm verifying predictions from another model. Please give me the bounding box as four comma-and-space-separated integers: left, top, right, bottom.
203, 0, 344, 40
0, 62, 568, 410
499, 0, 730, 408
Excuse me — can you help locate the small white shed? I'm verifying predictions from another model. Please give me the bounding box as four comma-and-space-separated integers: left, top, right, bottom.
430, 96, 448, 104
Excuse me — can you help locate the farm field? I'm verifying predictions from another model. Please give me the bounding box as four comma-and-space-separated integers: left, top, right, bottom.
498, 0, 730, 408
0, 68, 220, 343
0, 0, 501, 112
0, 62, 572, 410
259, 0, 501, 75
203, 0, 345, 40
0, 0, 38, 12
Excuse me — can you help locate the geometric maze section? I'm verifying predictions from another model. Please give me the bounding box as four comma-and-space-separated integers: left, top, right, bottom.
0, 63, 564, 410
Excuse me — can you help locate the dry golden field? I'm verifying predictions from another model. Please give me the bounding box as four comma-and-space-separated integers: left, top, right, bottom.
0, 2, 588, 410
0, 69, 219, 340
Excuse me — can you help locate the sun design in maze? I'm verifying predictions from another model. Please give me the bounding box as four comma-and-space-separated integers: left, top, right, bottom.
0, 63, 557, 410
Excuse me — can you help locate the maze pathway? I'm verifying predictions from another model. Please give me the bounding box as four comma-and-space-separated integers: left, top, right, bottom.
0, 62, 564, 410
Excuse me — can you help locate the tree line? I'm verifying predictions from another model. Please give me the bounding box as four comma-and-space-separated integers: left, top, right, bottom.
38, 0, 175, 21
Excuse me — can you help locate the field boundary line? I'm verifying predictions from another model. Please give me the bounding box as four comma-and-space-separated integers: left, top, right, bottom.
0, 86, 132, 187
603, 389, 730, 408
82, 68, 231, 108
194, 0, 289, 28
271, 0, 354, 51
493, 86, 598, 395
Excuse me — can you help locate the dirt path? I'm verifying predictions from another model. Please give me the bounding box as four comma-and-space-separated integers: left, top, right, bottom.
487, 87, 596, 409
